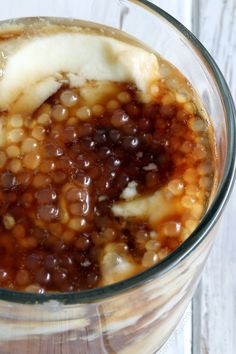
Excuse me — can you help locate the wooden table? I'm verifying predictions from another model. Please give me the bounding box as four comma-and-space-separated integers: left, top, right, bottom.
0, 1, 235, 353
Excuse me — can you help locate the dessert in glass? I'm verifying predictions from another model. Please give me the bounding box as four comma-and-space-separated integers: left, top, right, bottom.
0, 1, 235, 354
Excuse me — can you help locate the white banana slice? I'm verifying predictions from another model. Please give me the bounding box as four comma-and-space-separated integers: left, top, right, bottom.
112, 190, 182, 226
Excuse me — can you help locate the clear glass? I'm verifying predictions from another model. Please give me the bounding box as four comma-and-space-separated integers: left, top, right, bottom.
0, 1, 235, 353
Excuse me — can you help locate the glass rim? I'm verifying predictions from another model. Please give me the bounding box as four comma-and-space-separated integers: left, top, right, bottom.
0, 0, 235, 304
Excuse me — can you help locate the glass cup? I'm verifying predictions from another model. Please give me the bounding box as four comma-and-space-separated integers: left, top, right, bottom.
0, 1, 235, 353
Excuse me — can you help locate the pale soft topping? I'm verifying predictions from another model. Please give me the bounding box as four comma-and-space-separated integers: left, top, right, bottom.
0, 32, 159, 114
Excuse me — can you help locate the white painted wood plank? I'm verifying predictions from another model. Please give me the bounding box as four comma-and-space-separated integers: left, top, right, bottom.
193, 1, 236, 353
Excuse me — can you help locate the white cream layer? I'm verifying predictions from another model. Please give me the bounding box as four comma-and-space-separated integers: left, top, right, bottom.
0, 32, 159, 114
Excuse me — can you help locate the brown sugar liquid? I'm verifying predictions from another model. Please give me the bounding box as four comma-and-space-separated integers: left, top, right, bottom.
0, 19, 216, 292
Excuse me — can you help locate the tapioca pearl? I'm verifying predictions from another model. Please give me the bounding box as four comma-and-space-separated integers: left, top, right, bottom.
12, 224, 26, 239
37, 204, 59, 222
39, 160, 55, 173
142, 251, 158, 267
183, 168, 197, 184
181, 195, 196, 208
158, 247, 170, 260
34, 267, 51, 286
17, 172, 31, 186
114, 243, 129, 254
60, 90, 78, 107
76, 173, 91, 187
7, 128, 25, 143
117, 91, 132, 104
111, 109, 129, 127
32, 126, 46, 141
196, 136, 208, 145
21, 138, 38, 154
25, 252, 43, 270
51, 125, 63, 140
167, 179, 184, 196
185, 219, 198, 233
150, 83, 159, 96
180, 141, 193, 154
65, 187, 88, 203
77, 123, 93, 137
136, 230, 150, 245
51, 171, 66, 185
122, 123, 138, 135
94, 129, 107, 145
162, 221, 182, 237
75, 234, 91, 251
35, 189, 57, 204
52, 269, 72, 291
66, 117, 77, 125
68, 217, 87, 231
15, 269, 31, 286
52, 105, 68, 121
197, 162, 212, 176
160, 104, 175, 117
6, 145, 20, 158
8, 159, 22, 173
188, 117, 206, 132
48, 223, 63, 237
145, 240, 161, 251
91, 104, 105, 117
100, 228, 117, 243
106, 99, 121, 112
161, 93, 175, 105
192, 144, 207, 160
165, 237, 180, 250
86, 272, 100, 289
24, 284, 45, 293
23, 152, 40, 169
184, 102, 196, 114
159, 63, 170, 77
10, 115, 23, 128
19, 237, 38, 250
37, 103, 52, 116
0, 151, 7, 168
122, 136, 140, 150
62, 126, 77, 143
199, 176, 212, 190
23, 116, 35, 129
175, 92, 189, 103
176, 109, 189, 121
76, 106, 92, 120
55, 157, 72, 170
44, 143, 63, 158
62, 230, 75, 244
67, 201, 82, 215
185, 185, 200, 196
44, 254, 59, 271
37, 113, 51, 126
32, 174, 51, 188
0, 171, 16, 189
191, 203, 203, 218
20, 192, 33, 207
